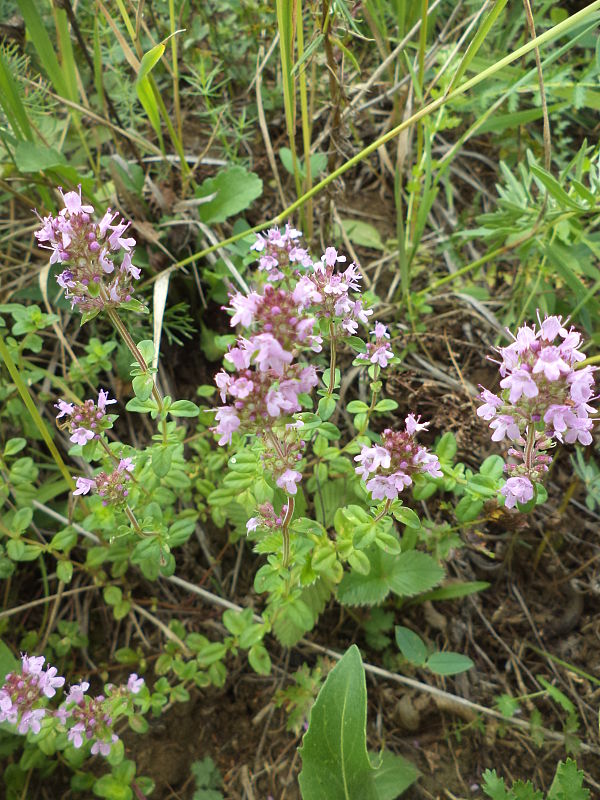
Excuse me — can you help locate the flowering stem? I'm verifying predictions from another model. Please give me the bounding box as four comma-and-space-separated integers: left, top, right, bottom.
374, 498, 392, 522
281, 496, 295, 568
125, 505, 142, 535
105, 307, 168, 445
524, 425, 536, 474
328, 324, 337, 396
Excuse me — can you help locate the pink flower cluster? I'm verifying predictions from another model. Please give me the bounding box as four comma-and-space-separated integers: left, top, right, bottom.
35, 186, 141, 312
0, 654, 64, 734
246, 501, 291, 533
56, 389, 116, 446
293, 247, 372, 335
478, 314, 596, 508
74, 458, 134, 507
358, 322, 394, 368
250, 224, 312, 279
0, 654, 143, 758
355, 415, 442, 500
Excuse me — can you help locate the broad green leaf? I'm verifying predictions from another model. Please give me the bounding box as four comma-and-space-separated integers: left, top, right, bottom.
338, 219, 384, 251
389, 551, 444, 597
0, 640, 18, 683
548, 759, 590, 800
395, 626, 428, 666
14, 142, 67, 173
337, 548, 393, 606
197, 166, 263, 224
168, 400, 200, 418
371, 750, 419, 799
426, 652, 474, 675
299, 645, 378, 800
482, 770, 511, 800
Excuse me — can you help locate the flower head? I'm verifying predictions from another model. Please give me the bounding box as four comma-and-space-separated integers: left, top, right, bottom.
355, 415, 441, 501
35, 187, 143, 314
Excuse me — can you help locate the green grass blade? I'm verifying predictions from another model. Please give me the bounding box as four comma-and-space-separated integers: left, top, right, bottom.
0, 332, 74, 489
17, 0, 70, 98
446, 0, 509, 94
0, 49, 33, 140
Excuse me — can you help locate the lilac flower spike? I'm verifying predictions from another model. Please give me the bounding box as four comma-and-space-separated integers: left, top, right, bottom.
355, 415, 442, 501
358, 322, 394, 369
55, 391, 115, 446
478, 314, 596, 509
35, 186, 143, 314
0, 654, 65, 733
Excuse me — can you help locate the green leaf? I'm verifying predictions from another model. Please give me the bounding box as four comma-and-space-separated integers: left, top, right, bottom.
248, 644, 271, 676
482, 770, 510, 800
391, 506, 421, 529
14, 142, 66, 173
455, 495, 484, 523
530, 163, 583, 211
197, 166, 262, 224
394, 626, 428, 666
436, 432, 457, 462
371, 751, 419, 799
374, 399, 398, 412
4, 438, 26, 457
135, 42, 165, 136
337, 549, 392, 607
338, 219, 384, 251
548, 759, 590, 800
169, 400, 200, 418
414, 581, 489, 603
6, 540, 42, 561
152, 446, 173, 478
388, 551, 444, 597
56, 560, 73, 583
0, 639, 18, 683
93, 774, 133, 800
132, 374, 154, 401
299, 645, 378, 800
347, 400, 369, 414
318, 395, 337, 421
538, 677, 576, 714
426, 652, 474, 675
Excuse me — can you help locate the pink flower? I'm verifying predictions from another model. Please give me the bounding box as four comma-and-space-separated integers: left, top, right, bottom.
68, 721, 86, 748
39, 666, 65, 698
477, 389, 502, 420
18, 708, 46, 735
500, 369, 539, 403
246, 517, 260, 532
501, 476, 534, 509
489, 415, 521, 442
215, 371, 231, 402
321, 247, 346, 268
250, 334, 293, 375
97, 389, 116, 412
229, 292, 261, 327
405, 414, 429, 435
127, 674, 144, 694
214, 407, 240, 445
73, 477, 95, 496
70, 427, 95, 446
276, 469, 302, 494
55, 399, 75, 419
365, 475, 400, 500
66, 682, 89, 704
354, 445, 391, 479
532, 347, 571, 382
540, 314, 568, 341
